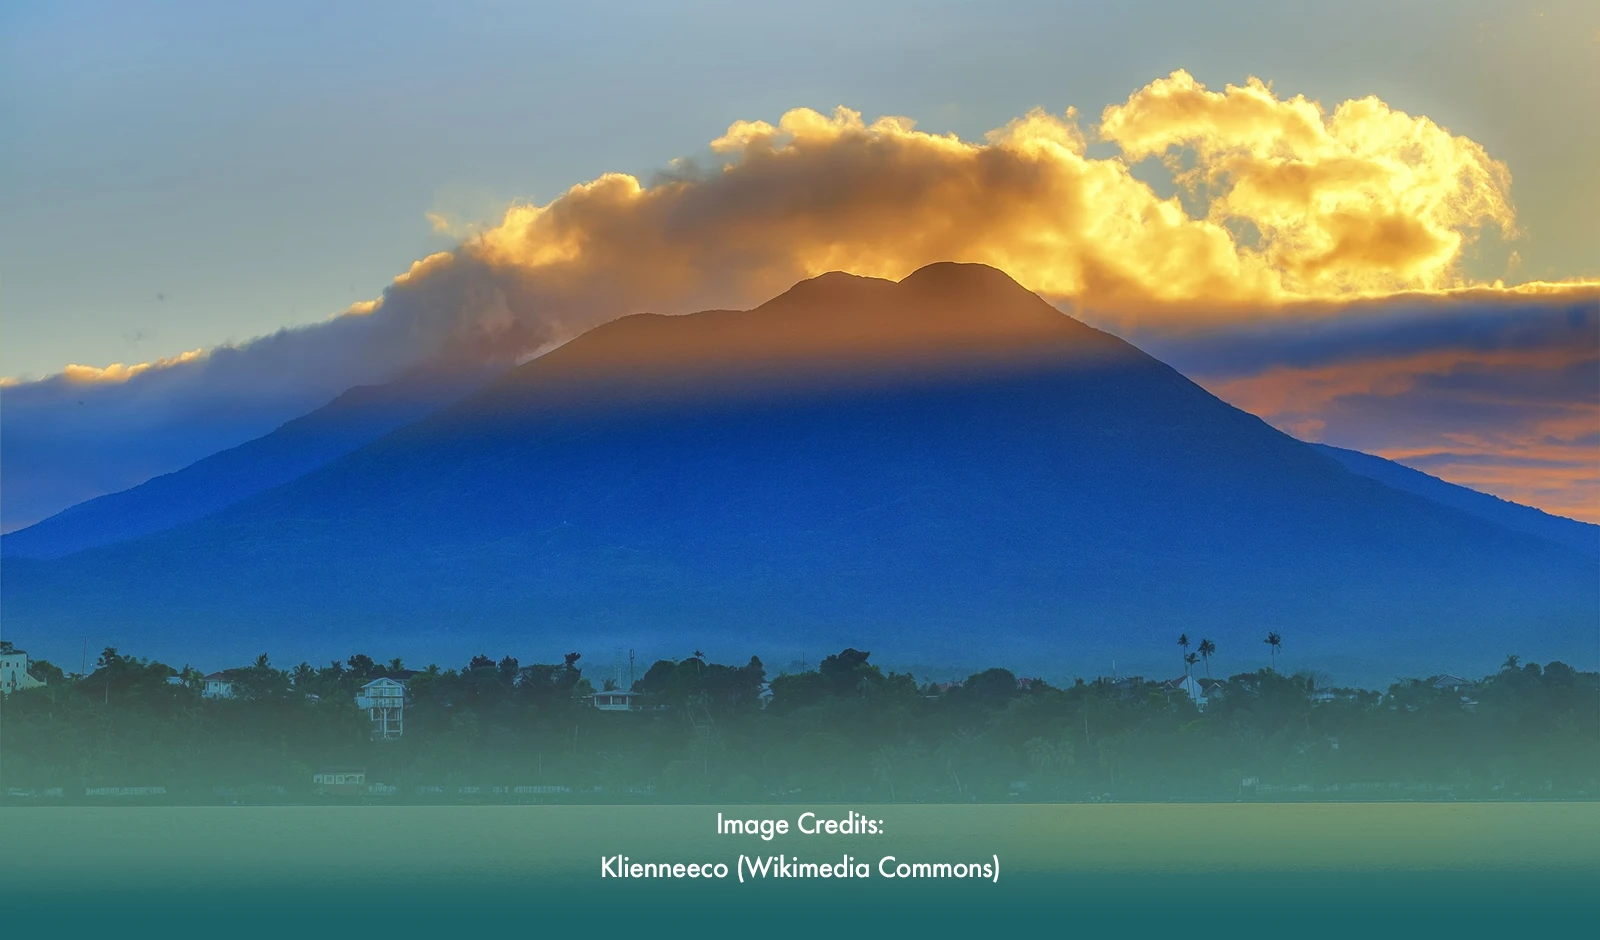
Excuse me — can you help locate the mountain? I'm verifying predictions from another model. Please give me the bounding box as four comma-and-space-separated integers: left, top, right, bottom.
1312, 443, 1599, 558
4, 264, 1594, 682
0, 364, 498, 560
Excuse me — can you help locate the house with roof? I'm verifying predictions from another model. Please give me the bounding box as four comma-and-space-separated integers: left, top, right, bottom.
1099, 675, 1148, 700
1160, 674, 1208, 710
1, 646, 45, 695
1428, 674, 1480, 710
588, 688, 642, 712
202, 669, 244, 699
356, 676, 408, 738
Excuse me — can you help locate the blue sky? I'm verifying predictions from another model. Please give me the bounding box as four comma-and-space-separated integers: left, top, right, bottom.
3, 0, 1595, 378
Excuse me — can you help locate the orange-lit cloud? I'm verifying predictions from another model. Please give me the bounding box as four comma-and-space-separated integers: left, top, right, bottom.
1099, 72, 1519, 298
367, 69, 1583, 328
1205, 346, 1589, 418
56, 348, 208, 384
1189, 309, 1599, 523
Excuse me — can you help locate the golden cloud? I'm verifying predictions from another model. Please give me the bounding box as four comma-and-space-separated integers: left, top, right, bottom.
385, 69, 1590, 334
56, 348, 207, 384
1100, 72, 1519, 296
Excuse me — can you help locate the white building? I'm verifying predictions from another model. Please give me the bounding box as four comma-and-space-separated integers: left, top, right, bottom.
1, 648, 45, 695
312, 770, 367, 795
356, 677, 407, 739
202, 670, 240, 699
1163, 674, 1208, 711
589, 689, 641, 712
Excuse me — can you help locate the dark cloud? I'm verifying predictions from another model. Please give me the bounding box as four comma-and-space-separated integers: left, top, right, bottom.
1130, 293, 1600, 522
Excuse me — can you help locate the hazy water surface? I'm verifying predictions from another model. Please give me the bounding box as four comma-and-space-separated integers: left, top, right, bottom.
4, 803, 1595, 934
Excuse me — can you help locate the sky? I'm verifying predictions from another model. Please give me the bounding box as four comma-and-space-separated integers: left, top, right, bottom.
2, 0, 1597, 528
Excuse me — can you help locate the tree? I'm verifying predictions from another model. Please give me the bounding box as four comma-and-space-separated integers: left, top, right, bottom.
818, 648, 878, 697
1184, 652, 1199, 676
1198, 639, 1217, 677
962, 668, 1020, 708
633, 659, 680, 699
1177, 633, 1190, 666
1265, 632, 1282, 670
231, 653, 290, 701
27, 658, 67, 686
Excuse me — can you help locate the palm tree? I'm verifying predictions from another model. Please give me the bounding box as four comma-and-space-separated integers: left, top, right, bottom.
1184, 652, 1199, 676
1502, 654, 1521, 672
1264, 632, 1282, 670
1177, 633, 1190, 674
1198, 639, 1216, 677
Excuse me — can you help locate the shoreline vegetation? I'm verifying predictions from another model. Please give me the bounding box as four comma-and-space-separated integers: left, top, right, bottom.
2, 643, 1595, 805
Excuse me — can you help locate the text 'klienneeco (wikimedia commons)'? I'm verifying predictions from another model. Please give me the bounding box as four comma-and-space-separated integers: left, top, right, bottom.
599, 811, 1001, 884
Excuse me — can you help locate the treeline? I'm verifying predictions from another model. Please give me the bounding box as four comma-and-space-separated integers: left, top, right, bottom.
1, 646, 1596, 802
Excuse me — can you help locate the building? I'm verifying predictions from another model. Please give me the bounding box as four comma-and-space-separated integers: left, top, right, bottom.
1161, 675, 1208, 711
202, 670, 242, 699
356, 677, 407, 739
1, 648, 45, 695
589, 689, 641, 712
1428, 674, 1480, 710
312, 770, 367, 796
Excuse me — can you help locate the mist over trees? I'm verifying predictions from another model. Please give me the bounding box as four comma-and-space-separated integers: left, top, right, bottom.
2, 645, 1595, 803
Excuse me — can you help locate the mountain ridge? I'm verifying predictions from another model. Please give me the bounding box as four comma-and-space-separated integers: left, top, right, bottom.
1313, 442, 1598, 557
4, 264, 1593, 683
0, 364, 498, 560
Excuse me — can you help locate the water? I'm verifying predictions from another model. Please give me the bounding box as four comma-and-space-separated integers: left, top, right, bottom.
3, 803, 1594, 935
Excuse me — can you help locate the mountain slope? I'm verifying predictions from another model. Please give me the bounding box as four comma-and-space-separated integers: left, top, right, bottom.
4, 264, 1594, 681
0, 365, 497, 559
1312, 443, 1599, 557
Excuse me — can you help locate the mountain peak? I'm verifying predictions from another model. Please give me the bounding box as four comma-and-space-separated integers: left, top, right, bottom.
898, 260, 1032, 294
499, 261, 1116, 408
772, 262, 1045, 314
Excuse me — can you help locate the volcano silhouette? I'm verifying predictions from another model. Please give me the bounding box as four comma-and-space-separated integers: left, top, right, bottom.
5, 263, 1594, 680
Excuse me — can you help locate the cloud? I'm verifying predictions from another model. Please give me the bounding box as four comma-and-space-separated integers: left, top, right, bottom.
1098, 71, 1518, 297
5, 71, 1597, 531
1140, 294, 1600, 523
428, 75, 1579, 322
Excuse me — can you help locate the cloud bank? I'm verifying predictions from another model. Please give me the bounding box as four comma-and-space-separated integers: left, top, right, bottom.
4, 71, 1595, 531
1132, 295, 1599, 523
